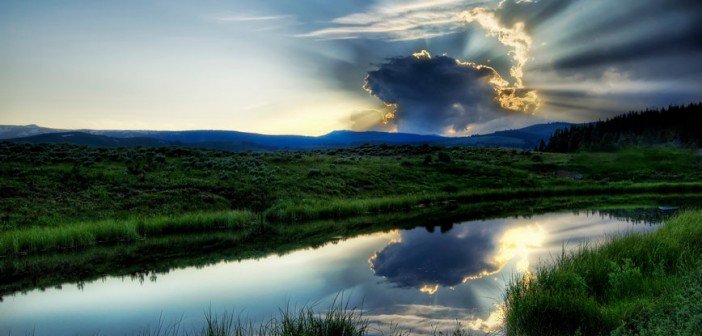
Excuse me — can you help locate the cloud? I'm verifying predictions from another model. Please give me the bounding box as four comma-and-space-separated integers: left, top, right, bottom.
459, 6, 532, 87
305, 0, 702, 132
303, 1, 544, 134
298, 0, 477, 41
363, 50, 538, 134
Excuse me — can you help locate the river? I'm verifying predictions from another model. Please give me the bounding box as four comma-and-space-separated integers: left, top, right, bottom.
0, 209, 668, 335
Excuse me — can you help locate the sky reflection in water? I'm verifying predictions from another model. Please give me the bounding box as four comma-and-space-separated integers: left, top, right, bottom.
0, 211, 662, 335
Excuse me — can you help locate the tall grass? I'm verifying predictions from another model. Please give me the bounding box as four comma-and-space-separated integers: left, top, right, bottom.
504, 210, 702, 335
134, 300, 477, 336
265, 182, 702, 222
4, 186, 702, 255
0, 210, 256, 255
264, 194, 439, 222
136, 301, 371, 336
139, 211, 257, 235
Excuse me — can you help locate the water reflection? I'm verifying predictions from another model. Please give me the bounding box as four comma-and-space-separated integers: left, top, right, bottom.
370, 223, 503, 291
0, 209, 673, 335
371, 220, 547, 294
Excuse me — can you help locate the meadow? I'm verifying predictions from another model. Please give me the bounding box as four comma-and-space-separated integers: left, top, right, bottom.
1, 142, 701, 255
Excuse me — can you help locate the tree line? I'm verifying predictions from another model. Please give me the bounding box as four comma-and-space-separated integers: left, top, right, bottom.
541, 103, 702, 152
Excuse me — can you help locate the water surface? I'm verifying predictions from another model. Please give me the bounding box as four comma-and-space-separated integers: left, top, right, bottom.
0, 209, 666, 335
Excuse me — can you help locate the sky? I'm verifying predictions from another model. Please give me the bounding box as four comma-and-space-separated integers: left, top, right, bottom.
1, 0, 701, 136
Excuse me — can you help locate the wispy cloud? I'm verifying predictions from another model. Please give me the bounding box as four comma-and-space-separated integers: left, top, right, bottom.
299, 0, 486, 41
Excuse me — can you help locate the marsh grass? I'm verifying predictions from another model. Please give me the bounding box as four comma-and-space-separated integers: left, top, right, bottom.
133, 300, 478, 336
264, 182, 702, 222
139, 211, 257, 235
3, 191, 702, 257
0, 210, 256, 254
134, 300, 371, 336
504, 210, 702, 335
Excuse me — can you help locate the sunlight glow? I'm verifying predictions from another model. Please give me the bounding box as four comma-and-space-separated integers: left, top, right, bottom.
495, 224, 547, 272
419, 284, 440, 295
460, 8, 531, 88
466, 304, 505, 333
459, 7, 542, 113
460, 223, 547, 284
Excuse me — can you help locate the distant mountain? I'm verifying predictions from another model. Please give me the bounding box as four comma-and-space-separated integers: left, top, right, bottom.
2, 122, 571, 150
3, 132, 173, 148
96, 130, 321, 149
319, 130, 444, 145
3, 132, 277, 151
480, 122, 573, 148
0, 124, 68, 139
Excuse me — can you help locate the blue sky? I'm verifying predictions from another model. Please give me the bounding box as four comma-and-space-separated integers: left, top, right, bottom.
1, 0, 701, 135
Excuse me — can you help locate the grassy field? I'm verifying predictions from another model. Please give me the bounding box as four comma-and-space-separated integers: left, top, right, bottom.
504, 210, 702, 335
1, 142, 701, 255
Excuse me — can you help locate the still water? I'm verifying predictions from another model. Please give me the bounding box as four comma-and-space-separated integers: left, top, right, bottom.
0, 210, 666, 335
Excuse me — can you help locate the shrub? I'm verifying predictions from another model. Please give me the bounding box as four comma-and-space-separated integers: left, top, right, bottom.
438, 152, 452, 163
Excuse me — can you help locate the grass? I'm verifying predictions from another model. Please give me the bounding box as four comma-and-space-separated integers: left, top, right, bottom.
0, 210, 256, 254
503, 210, 702, 335
189, 302, 371, 336
2, 144, 701, 231
4, 189, 702, 256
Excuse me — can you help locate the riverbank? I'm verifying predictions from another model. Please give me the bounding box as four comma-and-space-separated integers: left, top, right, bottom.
0, 194, 695, 299
3, 186, 702, 256
504, 209, 702, 335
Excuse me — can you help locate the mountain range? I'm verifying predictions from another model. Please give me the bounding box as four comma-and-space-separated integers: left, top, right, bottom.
0, 123, 572, 151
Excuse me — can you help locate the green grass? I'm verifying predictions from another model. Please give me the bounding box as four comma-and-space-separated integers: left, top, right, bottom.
504, 210, 702, 335
264, 182, 702, 222
2, 144, 701, 231
0, 210, 256, 254
4, 188, 702, 256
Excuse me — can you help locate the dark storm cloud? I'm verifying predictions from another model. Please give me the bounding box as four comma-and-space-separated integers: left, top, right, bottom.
370, 225, 502, 289
303, 0, 702, 131
363, 52, 535, 134
326, 32, 495, 96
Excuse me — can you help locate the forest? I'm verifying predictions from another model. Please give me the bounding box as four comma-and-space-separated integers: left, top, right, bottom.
541, 103, 702, 152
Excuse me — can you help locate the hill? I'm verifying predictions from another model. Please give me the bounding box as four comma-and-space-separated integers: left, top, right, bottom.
3, 132, 172, 148
2, 122, 571, 150
0, 124, 67, 139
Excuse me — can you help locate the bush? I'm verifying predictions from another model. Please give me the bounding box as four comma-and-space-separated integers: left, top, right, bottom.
438, 152, 452, 163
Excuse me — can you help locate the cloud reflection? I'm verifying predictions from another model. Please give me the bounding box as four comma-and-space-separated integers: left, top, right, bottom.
369, 221, 545, 293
